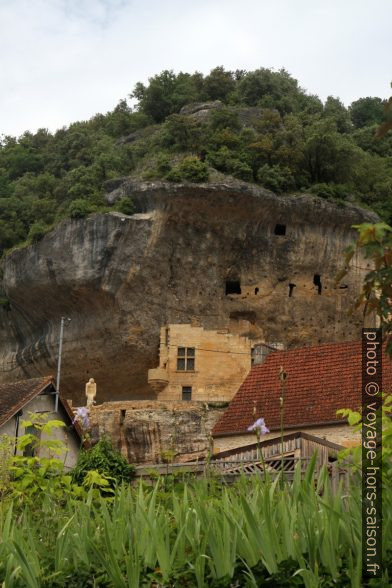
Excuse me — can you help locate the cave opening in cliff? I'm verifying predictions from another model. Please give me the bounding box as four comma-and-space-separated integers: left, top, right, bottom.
274, 224, 286, 235
313, 274, 322, 294
288, 283, 296, 297
225, 280, 241, 295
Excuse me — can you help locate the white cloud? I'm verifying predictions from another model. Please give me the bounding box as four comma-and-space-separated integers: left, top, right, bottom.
0, 0, 390, 136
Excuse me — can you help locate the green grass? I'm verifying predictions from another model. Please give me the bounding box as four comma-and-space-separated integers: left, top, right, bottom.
0, 460, 390, 587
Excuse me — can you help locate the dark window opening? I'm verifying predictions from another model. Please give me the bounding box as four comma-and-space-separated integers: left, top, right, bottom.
225, 280, 241, 295
254, 287, 259, 295
288, 283, 296, 297
274, 224, 286, 236
182, 386, 192, 401
120, 409, 126, 425
313, 274, 322, 295
177, 347, 195, 371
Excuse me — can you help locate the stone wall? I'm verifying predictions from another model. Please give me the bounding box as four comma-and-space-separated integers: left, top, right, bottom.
90, 400, 226, 464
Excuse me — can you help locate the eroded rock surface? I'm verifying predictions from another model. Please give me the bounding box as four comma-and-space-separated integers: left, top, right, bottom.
89, 400, 225, 464
0, 179, 376, 403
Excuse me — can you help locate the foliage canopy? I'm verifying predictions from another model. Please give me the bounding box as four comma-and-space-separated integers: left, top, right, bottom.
1, 66, 391, 258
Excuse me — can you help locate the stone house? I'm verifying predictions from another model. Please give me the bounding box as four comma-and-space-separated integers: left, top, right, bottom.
148, 323, 253, 402
0, 376, 82, 469
212, 340, 392, 452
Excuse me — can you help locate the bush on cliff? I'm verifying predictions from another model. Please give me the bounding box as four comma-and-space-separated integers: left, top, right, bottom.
68, 198, 96, 219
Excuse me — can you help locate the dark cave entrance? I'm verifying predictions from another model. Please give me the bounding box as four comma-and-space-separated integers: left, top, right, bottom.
225, 280, 242, 295
274, 224, 286, 236
313, 274, 322, 295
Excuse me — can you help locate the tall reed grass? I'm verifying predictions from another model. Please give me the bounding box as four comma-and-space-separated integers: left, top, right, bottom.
0, 459, 390, 587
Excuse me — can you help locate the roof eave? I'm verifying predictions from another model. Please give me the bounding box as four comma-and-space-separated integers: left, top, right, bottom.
212, 418, 347, 438
0, 378, 55, 428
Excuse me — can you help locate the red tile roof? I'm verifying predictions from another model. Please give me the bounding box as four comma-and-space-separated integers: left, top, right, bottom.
213, 341, 392, 436
0, 376, 55, 427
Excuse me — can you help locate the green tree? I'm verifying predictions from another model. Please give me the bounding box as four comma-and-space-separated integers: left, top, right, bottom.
323, 96, 351, 133
349, 97, 385, 128
202, 66, 235, 101
302, 120, 360, 184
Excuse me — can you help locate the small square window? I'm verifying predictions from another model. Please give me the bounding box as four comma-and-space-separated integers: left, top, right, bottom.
182, 386, 192, 401
178, 347, 186, 357
187, 358, 195, 370
187, 348, 195, 357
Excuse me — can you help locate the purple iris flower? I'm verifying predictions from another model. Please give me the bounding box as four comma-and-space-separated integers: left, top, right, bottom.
73, 406, 90, 429
247, 417, 269, 435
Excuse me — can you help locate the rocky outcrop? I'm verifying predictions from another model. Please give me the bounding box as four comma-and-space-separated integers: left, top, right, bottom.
0, 179, 376, 403
89, 400, 225, 463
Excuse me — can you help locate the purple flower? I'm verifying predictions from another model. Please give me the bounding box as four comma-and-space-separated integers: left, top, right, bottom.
73, 406, 90, 429
247, 417, 269, 435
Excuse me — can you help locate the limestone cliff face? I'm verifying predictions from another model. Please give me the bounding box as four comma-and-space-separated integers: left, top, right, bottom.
0, 179, 376, 403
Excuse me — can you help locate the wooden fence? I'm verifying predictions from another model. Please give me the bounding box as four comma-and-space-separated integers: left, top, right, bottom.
134, 431, 353, 491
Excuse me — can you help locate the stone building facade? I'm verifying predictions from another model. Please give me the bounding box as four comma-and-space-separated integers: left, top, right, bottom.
148, 324, 252, 402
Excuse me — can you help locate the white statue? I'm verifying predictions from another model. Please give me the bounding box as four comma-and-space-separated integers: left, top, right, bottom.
85, 378, 97, 408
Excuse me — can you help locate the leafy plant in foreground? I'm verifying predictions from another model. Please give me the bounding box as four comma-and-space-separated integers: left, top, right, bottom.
71, 436, 135, 487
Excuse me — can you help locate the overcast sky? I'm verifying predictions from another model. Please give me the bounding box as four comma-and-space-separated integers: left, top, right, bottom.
0, 0, 391, 137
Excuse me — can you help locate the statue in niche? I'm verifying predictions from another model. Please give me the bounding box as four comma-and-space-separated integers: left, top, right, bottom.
85, 378, 97, 408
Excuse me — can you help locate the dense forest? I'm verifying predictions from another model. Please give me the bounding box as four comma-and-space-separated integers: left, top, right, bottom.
1, 66, 391, 258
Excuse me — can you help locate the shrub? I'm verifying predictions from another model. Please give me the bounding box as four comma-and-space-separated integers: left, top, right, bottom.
71, 437, 135, 486
178, 155, 209, 182
166, 155, 209, 183
231, 159, 253, 181
207, 146, 252, 180
309, 182, 351, 200
68, 199, 96, 219
28, 221, 51, 243
165, 167, 182, 182
156, 152, 172, 175
115, 196, 134, 215
257, 164, 295, 193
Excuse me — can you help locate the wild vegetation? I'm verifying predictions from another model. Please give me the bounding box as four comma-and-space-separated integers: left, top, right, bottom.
1, 67, 392, 257
0, 464, 388, 588
0, 392, 390, 587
